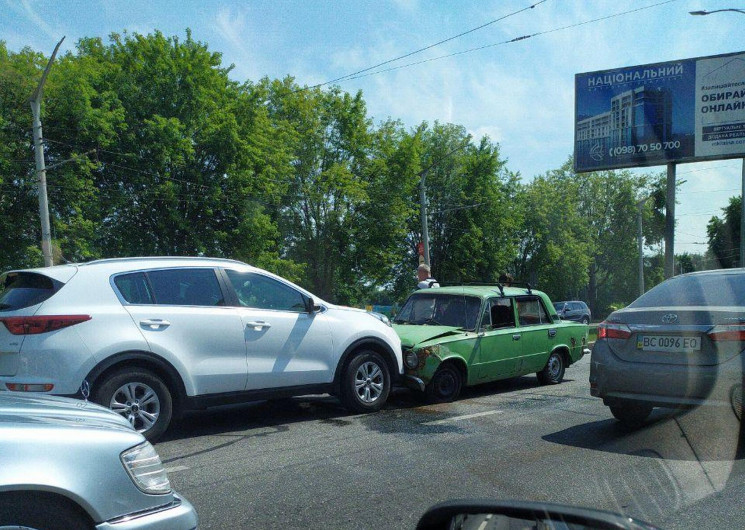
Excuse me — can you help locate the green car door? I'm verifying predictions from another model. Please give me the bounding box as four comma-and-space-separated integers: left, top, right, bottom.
473, 297, 522, 382
514, 295, 556, 373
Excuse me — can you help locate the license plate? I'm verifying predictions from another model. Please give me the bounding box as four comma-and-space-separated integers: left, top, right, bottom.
637, 335, 701, 352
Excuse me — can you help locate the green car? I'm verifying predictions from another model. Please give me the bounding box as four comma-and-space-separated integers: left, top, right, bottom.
393, 285, 590, 402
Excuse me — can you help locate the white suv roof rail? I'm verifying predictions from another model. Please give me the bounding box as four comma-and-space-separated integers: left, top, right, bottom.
80, 256, 246, 266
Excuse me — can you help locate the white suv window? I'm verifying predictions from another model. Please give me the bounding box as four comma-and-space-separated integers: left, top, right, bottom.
115, 269, 224, 306
147, 269, 224, 306
226, 270, 307, 312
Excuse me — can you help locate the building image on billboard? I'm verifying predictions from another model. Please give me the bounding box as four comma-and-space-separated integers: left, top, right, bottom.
575, 51, 745, 173
577, 86, 674, 168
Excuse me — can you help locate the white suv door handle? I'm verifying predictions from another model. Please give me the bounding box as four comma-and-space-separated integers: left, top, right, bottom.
246, 321, 271, 330
140, 319, 170, 330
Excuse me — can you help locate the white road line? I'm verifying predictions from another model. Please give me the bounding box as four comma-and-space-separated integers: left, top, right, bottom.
422, 409, 503, 426
165, 465, 190, 473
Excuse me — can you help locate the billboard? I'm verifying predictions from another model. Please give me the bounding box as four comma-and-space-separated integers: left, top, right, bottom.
574, 51, 745, 173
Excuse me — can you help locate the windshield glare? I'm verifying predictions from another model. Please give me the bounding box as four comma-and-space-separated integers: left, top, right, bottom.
394, 294, 481, 330
629, 272, 745, 308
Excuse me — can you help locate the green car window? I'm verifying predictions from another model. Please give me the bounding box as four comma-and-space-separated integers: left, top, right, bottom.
516, 296, 550, 326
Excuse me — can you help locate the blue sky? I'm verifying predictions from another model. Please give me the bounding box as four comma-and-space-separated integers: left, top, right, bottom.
3, 0, 744, 255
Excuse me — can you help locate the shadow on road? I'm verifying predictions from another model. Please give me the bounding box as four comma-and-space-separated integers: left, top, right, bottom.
543, 406, 743, 463
160, 374, 577, 443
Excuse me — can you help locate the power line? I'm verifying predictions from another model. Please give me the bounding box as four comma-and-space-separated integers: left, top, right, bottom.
311, 1, 548, 89
338, 0, 680, 83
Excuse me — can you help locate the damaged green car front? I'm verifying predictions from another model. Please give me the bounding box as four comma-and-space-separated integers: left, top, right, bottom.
393, 286, 590, 402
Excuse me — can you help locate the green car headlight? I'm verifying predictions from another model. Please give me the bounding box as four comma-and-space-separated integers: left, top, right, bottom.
121, 441, 171, 495
404, 349, 419, 369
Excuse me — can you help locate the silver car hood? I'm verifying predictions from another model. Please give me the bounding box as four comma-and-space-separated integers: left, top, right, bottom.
0, 392, 134, 432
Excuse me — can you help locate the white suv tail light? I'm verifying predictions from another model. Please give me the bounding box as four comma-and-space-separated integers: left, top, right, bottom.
0, 315, 91, 335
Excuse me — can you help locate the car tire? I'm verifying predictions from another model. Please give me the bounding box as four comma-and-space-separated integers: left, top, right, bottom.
609, 401, 653, 428
537, 351, 565, 385
425, 363, 463, 403
581, 316, 590, 325
339, 351, 391, 413
0, 492, 90, 530
93, 367, 173, 442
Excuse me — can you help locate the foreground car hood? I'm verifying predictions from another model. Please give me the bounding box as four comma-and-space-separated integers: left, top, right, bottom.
393, 324, 465, 348
0, 392, 133, 431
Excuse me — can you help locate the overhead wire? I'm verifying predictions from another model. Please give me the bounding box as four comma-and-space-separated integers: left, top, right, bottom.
310, 1, 548, 89
334, 0, 681, 83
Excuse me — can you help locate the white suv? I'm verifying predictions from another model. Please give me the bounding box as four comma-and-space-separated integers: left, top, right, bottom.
0, 257, 403, 441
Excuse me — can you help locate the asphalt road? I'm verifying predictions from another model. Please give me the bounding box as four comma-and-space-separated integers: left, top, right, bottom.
156, 355, 745, 529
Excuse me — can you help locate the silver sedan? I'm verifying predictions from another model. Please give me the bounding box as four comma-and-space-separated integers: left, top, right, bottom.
0, 392, 197, 529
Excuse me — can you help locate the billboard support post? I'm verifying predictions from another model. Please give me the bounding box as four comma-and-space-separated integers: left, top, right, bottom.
665, 163, 676, 278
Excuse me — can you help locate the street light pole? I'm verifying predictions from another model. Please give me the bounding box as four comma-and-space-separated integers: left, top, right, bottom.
30, 36, 65, 267
689, 9, 745, 266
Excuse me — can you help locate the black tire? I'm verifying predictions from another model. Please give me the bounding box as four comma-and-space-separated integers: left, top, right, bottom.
581, 316, 590, 325
339, 351, 391, 413
0, 492, 91, 530
93, 367, 173, 442
425, 363, 464, 403
609, 401, 653, 428
537, 351, 565, 385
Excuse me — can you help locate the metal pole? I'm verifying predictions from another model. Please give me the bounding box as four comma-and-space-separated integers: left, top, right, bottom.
416, 137, 471, 268
31, 99, 52, 267
420, 173, 430, 266
741, 158, 745, 267
638, 201, 645, 296
30, 37, 65, 267
664, 163, 676, 278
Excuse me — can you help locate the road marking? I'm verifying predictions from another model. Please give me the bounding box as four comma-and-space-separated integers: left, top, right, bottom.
165, 465, 190, 473
422, 409, 503, 426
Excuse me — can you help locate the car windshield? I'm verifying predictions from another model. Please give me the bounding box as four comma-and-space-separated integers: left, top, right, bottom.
553, 302, 566, 310
394, 293, 481, 330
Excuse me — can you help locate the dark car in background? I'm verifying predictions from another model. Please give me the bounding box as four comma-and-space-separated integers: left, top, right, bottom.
590, 269, 745, 426
553, 300, 591, 324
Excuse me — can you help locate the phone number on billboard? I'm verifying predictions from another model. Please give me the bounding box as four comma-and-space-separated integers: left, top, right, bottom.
609, 141, 681, 157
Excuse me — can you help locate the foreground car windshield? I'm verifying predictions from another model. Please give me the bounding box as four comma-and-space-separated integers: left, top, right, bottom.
394, 294, 481, 330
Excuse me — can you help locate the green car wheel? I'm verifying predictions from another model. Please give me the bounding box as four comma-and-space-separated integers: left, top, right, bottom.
425, 364, 463, 403
537, 351, 565, 385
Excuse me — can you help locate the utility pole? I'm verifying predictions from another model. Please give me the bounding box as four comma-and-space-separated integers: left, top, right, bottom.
418, 137, 471, 267
664, 163, 676, 278
31, 36, 65, 267
636, 195, 652, 296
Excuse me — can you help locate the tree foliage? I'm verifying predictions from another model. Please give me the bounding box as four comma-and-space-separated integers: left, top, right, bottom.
707, 196, 741, 269
0, 31, 672, 313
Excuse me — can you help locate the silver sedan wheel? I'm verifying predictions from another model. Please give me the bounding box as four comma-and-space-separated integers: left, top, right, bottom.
109, 381, 161, 432
354, 361, 384, 403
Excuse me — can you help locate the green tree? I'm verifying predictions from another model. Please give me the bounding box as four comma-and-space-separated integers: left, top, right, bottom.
0, 43, 49, 271
707, 196, 741, 268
